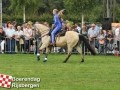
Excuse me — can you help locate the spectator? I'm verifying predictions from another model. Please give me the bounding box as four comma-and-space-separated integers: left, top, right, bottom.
106, 30, 114, 51
75, 23, 81, 34
106, 30, 114, 44
23, 23, 33, 52
81, 25, 87, 37
5, 23, 16, 53
15, 26, 24, 52
87, 23, 98, 48
0, 27, 5, 53
81, 25, 87, 54
114, 25, 120, 52
30, 27, 35, 52
66, 21, 74, 31
113, 44, 119, 56
12, 21, 17, 29
97, 30, 106, 54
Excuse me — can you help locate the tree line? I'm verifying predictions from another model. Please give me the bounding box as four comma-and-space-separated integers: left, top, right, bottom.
2, 0, 120, 23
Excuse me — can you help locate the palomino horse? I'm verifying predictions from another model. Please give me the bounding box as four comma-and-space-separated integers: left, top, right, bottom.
34, 23, 96, 63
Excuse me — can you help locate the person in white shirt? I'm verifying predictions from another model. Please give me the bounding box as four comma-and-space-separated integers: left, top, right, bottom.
75, 23, 81, 34
5, 23, 16, 53
114, 25, 120, 52
15, 26, 24, 52
87, 23, 99, 48
97, 30, 106, 54
0, 27, 5, 53
23, 24, 33, 52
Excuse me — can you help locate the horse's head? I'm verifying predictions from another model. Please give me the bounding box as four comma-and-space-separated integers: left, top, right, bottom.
34, 23, 50, 37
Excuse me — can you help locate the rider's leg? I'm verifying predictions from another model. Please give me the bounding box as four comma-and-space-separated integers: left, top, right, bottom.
51, 27, 61, 45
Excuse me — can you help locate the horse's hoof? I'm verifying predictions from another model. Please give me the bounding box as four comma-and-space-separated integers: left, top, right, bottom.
81, 59, 84, 63
37, 53, 40, 61
63, 61, 67, 63
43, 60, 47, 62
37, 56, 40, 61
43, 58, 47, 62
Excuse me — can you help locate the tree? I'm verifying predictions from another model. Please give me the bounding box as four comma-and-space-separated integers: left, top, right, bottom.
114, 0, 120, 22
2, 0, 120, 23
63, 0, 97, 25
87, 0, 103, 22
43, 0, 64, 12
9, 0, 43, 22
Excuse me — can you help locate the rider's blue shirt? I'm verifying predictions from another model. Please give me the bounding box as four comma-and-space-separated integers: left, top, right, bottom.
54, 14, 62, 27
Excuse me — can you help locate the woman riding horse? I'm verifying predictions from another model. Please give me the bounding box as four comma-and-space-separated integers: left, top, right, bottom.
34, 9, 96, 63
34, 21, 96, 63
51, 9, 65, 46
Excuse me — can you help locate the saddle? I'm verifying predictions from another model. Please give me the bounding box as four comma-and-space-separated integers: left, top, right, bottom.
48, 30, 66, 46
48, 30, 66, 36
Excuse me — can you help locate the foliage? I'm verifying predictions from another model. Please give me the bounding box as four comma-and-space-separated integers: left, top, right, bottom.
26, 13, 53, 24
2, 0, 120, 23
63, 0, 97, 14
3, 13, 53, 24
115, 2, 120, 22
87, 4, 103, 22
8, 0, 44, 17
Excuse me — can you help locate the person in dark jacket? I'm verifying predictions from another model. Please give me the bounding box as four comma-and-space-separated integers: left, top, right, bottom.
0, 27, 5, 53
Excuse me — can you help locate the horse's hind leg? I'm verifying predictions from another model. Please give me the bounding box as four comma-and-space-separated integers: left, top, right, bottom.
63, 47, 72, 63
76, 45, 84, 62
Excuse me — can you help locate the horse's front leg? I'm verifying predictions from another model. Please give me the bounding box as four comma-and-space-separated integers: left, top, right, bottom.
37, 51, 40, 61
36, 45, 44, 61
36, 40, 42, 61
36, 35, 50, 62
37, 42, 49, 62
43, 47, 49, 62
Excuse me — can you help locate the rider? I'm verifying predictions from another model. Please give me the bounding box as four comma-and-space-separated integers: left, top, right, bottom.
51, 9, 62, 46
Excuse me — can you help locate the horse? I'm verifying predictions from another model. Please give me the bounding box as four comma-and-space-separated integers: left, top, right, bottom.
34, 23, 96, 63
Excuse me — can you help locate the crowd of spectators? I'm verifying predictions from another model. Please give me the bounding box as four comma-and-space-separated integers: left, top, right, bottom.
76, 23, 120, 55
0, 21, 120, 55
0, 21, 36, 54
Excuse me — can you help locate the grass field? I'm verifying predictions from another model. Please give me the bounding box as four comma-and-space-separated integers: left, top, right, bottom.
0, 54, 120, 90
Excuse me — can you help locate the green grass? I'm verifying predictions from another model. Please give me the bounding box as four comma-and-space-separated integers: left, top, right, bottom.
0, 54, 120, 90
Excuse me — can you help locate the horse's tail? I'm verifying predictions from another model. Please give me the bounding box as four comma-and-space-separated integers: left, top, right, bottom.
79, 35, 96, 55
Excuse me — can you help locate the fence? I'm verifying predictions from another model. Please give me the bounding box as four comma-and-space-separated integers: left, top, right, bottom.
0, 37, 120, 55
0, 37, 39, 54
82, 38, 120, 55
